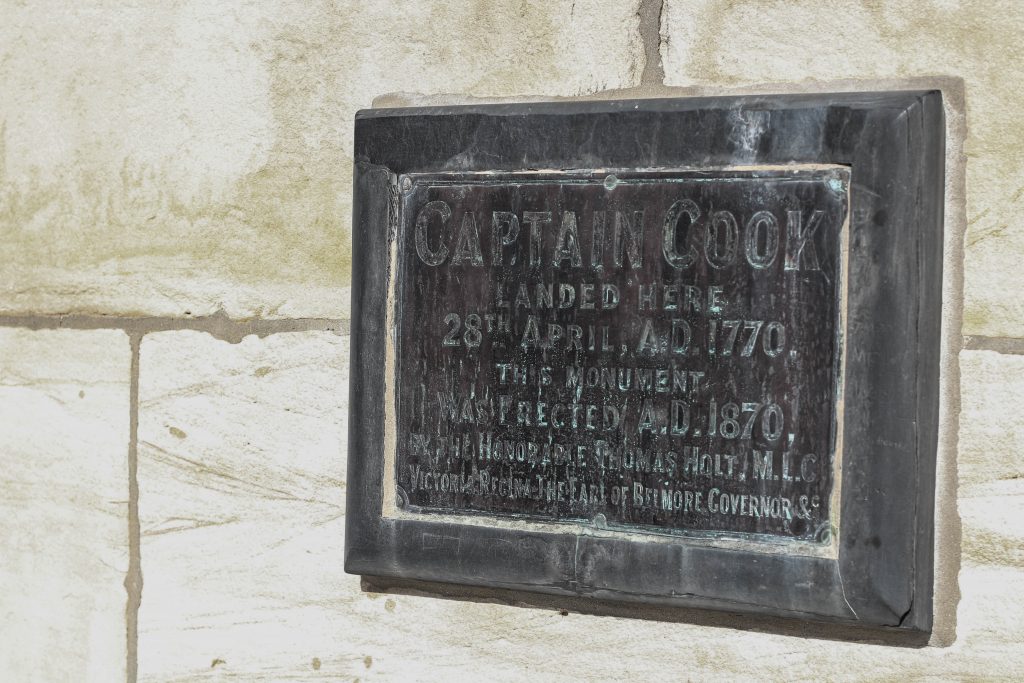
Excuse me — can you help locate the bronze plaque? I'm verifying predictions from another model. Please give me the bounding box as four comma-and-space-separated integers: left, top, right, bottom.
394, 169, 848, 543
350, 92, 946, 633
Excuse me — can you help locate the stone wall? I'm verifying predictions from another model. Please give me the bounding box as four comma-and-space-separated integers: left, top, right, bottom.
0, 1, 1021, 680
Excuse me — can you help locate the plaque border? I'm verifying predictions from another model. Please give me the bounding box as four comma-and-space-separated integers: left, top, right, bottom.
346, 91, 944, 635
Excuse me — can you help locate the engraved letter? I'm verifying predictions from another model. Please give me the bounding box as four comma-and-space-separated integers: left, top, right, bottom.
491, 211, 520, 266
558, 283, 576, 308
638, 283, 656, 311
800, 454, 818, 483
613, 210, 644, 268
601, 284, 620, 309
553, 211, 583, 267
744, 210, 779, 269
671, 400, 691, 436
450, 212, 484, 266
590, 211, 606, 269
523, 211, 552, 267
414, 200, 451, 266
662, 199, 700, 269
785, 209, 824, 271
636, 318, 659, 355
671, 319, 692, 354
704, 210, 739, 269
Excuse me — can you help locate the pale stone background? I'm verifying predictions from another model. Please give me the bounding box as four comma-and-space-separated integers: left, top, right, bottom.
0, 0, 1022, 680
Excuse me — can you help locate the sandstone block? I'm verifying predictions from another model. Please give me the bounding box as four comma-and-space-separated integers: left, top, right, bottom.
0, 329, 130, 682
137, 331, 349, 679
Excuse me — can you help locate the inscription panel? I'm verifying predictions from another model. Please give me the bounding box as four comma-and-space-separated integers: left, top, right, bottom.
394, 170, 848, 544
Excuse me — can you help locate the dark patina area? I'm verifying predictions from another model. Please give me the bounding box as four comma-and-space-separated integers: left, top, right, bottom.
394, 169, 848, 543
349, 92, 945, 633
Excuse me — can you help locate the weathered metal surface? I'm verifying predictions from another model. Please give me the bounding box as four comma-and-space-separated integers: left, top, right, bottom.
395, 170, 847, 543
345, 92, 945, 635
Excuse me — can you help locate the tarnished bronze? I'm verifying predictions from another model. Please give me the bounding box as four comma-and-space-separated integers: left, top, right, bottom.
394, 170, 848, 542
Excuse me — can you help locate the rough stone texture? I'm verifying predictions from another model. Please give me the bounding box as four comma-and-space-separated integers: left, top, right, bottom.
959, 350, 1024, 570
137, 331, 349, 680
660, 0, 1022, 338
0, 329, 130, 682
0, 1, 644, 320
135, 332, 1023, 680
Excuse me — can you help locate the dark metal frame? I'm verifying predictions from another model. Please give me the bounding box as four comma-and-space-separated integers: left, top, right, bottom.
346, 92, 944, 634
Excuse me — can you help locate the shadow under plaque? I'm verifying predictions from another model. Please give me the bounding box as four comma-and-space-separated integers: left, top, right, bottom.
345, 92, 944, 637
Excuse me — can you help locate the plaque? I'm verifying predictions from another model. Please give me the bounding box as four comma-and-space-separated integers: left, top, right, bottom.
395, 169, 847, 543
346, 92, 944, 635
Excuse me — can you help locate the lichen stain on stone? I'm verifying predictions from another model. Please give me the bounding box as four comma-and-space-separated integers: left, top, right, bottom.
962, 307, 990, 334
0, 6, 355, 296
424, 1, 564, 94
384, 598, 396, 613
312, 657, 321, 670
228, 162, 352, 289
674, 3, 731, 86
363, 655, 373, 669
0, 0, 647, 316
168, 426, 187, 439
0, 153, 350, 293
234, 3, 373, 292
254, 366, 273, 377
962, 526, 1024, 569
